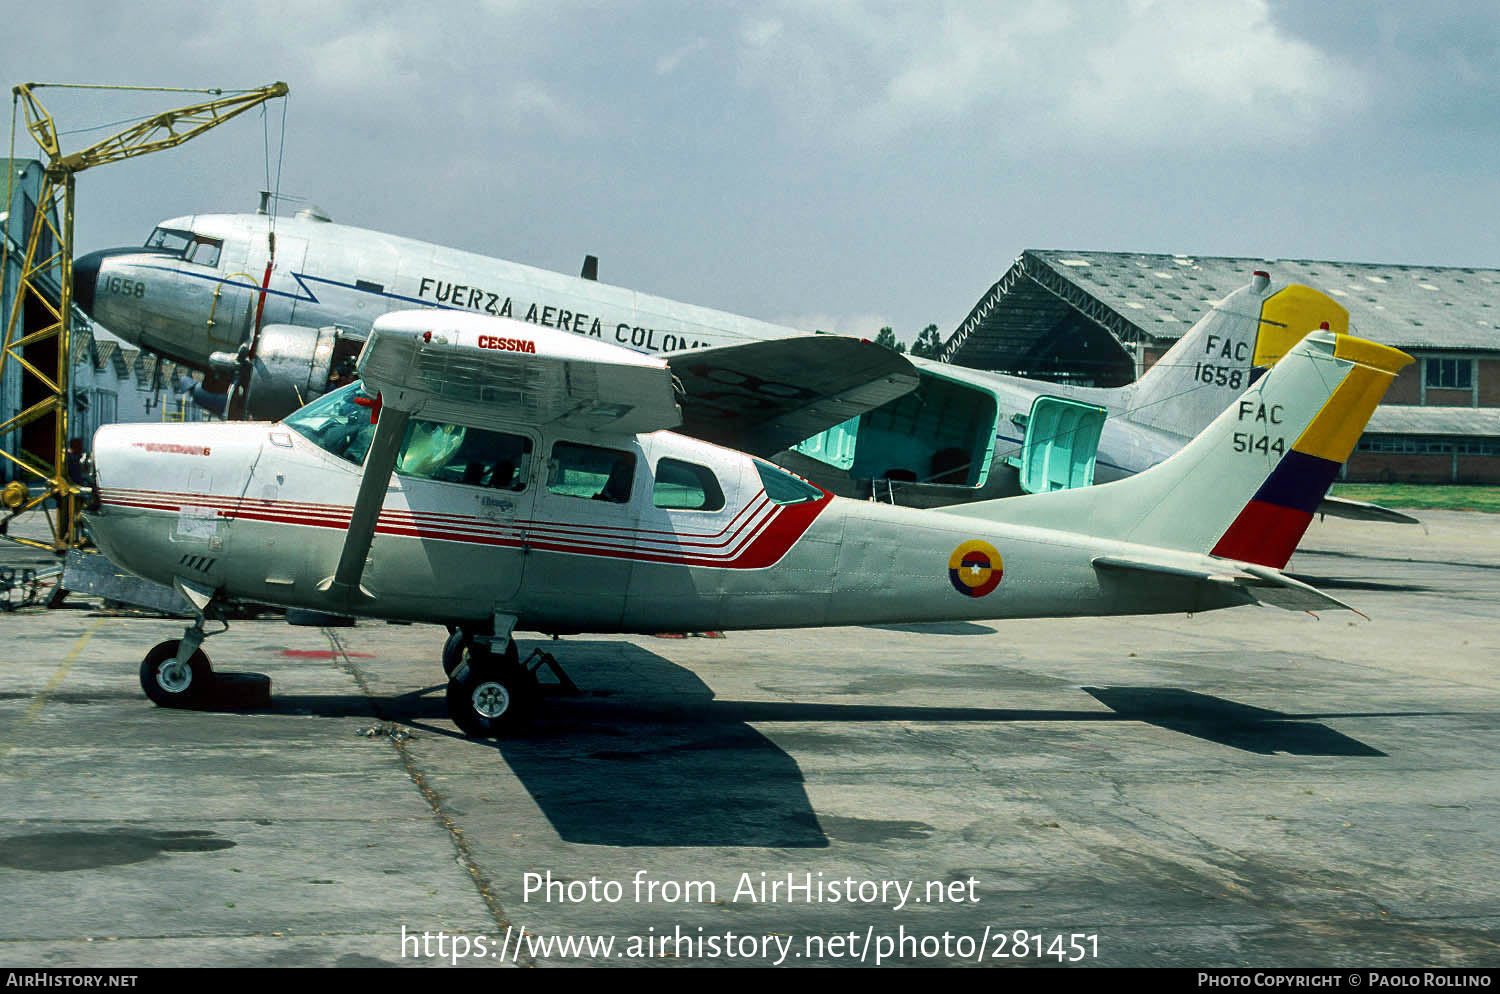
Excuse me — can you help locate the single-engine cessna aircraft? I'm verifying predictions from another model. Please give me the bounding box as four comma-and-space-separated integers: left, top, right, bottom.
84, 311, 1409, 737
73, 207, 1408, 521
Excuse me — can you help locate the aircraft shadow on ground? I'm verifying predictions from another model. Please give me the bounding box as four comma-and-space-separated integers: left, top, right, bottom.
170, 645, 1450, 846
1078, 686, 1397, 757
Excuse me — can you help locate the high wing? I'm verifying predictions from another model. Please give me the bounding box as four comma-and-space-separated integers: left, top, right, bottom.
668, 336, 920, 456
357, 310, 681, 434
321, 311, 680, 603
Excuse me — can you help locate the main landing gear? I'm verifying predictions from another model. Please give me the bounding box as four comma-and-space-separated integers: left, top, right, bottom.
442, 624, 577, 738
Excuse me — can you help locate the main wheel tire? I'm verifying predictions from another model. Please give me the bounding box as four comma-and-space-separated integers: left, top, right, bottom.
441, 628, 468, 677
446, 642, 533, 737
139, 640, 213, 708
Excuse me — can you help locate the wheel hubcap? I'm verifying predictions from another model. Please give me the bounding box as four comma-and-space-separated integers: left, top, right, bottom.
157, 660, 192, 694
472, 681, 510, 719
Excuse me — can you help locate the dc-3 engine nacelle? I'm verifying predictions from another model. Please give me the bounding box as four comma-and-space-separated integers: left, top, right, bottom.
206, 324, 363, 420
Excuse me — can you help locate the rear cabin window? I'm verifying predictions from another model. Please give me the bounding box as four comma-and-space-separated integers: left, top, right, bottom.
753, 459, 825, 506
396, 420, 532, 491
548, 441, 636, 503
653, 458, 725, 511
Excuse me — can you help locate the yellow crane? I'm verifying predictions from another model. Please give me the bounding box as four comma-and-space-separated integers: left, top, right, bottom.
0, 81, 288, 553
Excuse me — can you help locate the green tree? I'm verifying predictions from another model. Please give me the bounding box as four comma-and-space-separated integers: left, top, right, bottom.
910, 324, 943, 359
874, 326, 906, 354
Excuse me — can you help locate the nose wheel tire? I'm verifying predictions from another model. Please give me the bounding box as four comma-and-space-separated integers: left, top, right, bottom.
446, 642, 533, 737
140, 640, 213, 709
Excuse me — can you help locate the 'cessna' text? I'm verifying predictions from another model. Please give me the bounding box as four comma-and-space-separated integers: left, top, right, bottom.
477, 335, 536, 354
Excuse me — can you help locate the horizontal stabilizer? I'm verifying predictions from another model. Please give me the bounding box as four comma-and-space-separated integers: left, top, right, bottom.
1316, 495, 1420, 525
1092, 555, 1361, 615
670, 336, 919, 456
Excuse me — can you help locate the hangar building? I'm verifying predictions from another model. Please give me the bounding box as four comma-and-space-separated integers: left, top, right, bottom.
2, 158, 203, 487
942, 250, 1500, 484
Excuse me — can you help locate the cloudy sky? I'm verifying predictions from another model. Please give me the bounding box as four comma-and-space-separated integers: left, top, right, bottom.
9, 1, 1499, 342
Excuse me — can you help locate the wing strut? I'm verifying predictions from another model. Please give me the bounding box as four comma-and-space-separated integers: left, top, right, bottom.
317, 403, 411, 604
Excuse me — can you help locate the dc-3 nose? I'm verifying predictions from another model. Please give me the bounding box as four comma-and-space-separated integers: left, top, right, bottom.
72, 246, 157, 321
72, 250, 105, 315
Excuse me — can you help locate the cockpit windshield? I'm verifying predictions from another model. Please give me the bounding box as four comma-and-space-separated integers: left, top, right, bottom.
145, 226, 221, 267
281, 383, 376, 466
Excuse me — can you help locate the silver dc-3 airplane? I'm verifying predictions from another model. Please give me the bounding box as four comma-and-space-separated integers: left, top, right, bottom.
74, 207, 1410, 522
84, 310, 1409, 736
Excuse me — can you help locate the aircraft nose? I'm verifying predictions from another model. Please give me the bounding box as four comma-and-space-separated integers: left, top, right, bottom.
72, 250, 105, 314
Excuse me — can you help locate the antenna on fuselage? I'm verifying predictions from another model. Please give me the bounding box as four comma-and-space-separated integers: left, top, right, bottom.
581, 255, 598, 281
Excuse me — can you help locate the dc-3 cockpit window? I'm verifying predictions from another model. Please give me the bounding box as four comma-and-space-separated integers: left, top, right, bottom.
282, 383, 377, 467
548, 441, 636, 503
395, 420, 531, 491
145, 226, 221, 267
145, 227, 192, 253
753, 459, 825, 506
653, 458, 725, 511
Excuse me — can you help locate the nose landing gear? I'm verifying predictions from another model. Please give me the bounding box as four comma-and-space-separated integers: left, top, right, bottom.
137, 582, 240, 709
139, 638, 213, 708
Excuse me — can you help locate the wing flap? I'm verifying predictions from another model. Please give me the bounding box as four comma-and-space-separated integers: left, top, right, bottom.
669, 336, 919, 456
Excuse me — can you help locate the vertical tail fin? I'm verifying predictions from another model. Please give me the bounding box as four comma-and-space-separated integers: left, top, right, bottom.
944, 331, 1412, 569
1126, 274, 1351, 438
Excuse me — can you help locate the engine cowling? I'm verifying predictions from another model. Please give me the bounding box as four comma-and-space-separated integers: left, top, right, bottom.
201, 324, 363, 420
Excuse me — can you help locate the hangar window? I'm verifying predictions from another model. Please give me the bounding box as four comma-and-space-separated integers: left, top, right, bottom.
548, 441, 636, 503
753, 459, 825, 506
653, 458, 724, 511
1425, 358, 1472, 390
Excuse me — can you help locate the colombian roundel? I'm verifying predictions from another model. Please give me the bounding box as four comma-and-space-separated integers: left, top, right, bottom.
948, 540, 1003, 598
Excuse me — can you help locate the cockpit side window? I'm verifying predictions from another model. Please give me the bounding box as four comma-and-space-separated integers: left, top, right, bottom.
395, 420, 532, 491
185, 236, 222, 267
145, 227, 192, 253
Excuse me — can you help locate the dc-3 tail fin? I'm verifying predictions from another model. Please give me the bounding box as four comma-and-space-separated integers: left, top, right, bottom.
944, 330, 1412, 571
1125, 274, 1351, 438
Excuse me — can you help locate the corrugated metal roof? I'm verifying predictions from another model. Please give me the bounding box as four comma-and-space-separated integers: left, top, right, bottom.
945, 249, 1500, 371
1367, 405, 1500, 437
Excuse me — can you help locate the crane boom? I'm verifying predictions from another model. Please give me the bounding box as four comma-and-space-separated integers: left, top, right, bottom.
1, 81, 289, 554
